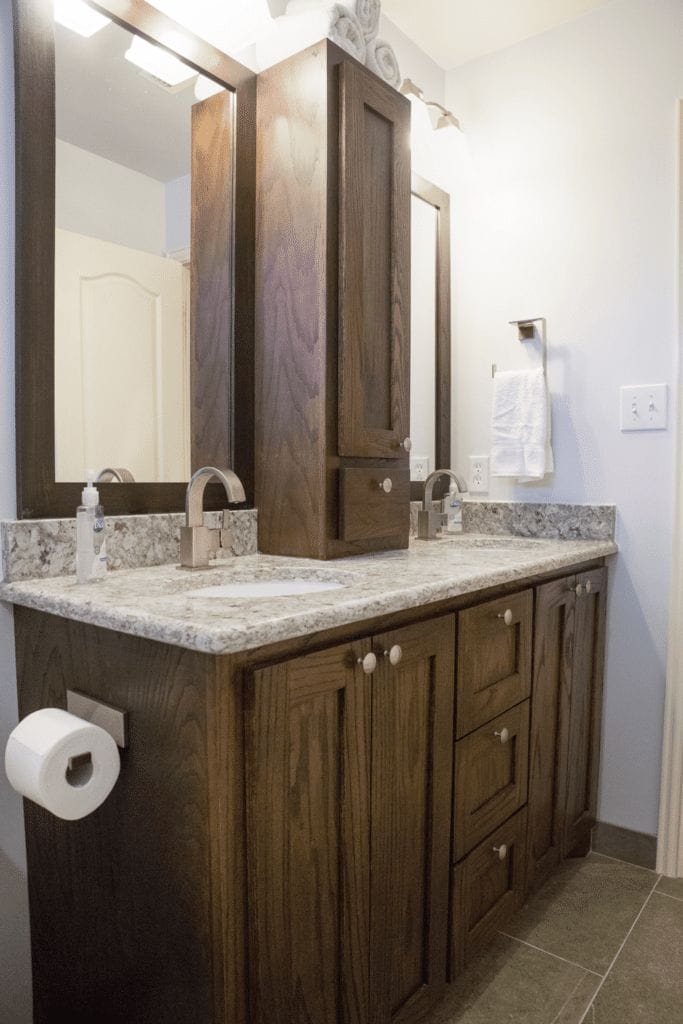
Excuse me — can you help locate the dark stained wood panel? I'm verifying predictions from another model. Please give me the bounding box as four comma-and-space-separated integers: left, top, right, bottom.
370, 616, 455, 1024
246, 640, 371, 1024
339, 465, 410, 542
526, 576, 575, 893
338, 59, 411, 460
454, 701, 530, 860
191, 89, 234, 472
564, 568, 607, 856
456, 590, 533, 737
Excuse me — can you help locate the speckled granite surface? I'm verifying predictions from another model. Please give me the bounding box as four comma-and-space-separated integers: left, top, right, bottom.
0, 534, 616, 655
462, 502, 616, 540
0, 510, 257, 582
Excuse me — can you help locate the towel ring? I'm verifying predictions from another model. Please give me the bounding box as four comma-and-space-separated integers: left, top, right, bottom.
492, 318, 546, 378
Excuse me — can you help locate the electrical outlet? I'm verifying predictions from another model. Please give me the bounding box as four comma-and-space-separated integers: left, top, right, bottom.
410, 455, 430, 481
468, 455, 490, 494
620, 384, 668, 431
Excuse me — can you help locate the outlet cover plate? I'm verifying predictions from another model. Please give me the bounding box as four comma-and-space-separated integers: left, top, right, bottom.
468, 455, 490, 494
620, 384, 667, 431
410, 455, 430, 482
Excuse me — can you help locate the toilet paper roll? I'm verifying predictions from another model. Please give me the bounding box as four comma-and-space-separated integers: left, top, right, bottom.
5, 708, 120, 821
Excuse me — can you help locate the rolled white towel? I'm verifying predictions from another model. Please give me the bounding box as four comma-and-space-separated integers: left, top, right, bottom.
255, 7, 366, 71
286, 0, 380, 41
365, 37, 401, 89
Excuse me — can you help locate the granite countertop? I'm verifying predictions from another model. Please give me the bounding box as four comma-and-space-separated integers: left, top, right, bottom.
0, 534, 617, 656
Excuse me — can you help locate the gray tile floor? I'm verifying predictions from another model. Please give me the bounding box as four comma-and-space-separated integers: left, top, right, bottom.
427, 853, 683, 1024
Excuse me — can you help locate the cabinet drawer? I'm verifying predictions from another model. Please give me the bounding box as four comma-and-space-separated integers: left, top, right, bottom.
450, 808, 528, 977
454, 701, 530, 860
456, 589, 532, 737
339, 466, 409, 542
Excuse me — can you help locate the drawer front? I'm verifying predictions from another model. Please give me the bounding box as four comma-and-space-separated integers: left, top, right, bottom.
454, 701, 530, 860
339, 466, 410, 542
450, 808, 528, 977
456, 589, 532, 737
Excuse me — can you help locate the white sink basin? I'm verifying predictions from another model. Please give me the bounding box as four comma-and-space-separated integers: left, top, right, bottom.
186, 578, 347, 599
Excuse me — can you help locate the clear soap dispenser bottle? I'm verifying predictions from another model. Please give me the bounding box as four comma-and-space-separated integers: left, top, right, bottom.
76, 470, 107, 583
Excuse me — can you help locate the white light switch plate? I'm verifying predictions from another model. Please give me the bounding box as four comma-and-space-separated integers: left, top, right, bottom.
410, 455, 430, 481
468, 455, 490, 493
620, 384, 668, 431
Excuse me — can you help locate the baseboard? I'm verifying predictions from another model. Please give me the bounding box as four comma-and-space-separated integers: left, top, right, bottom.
592, 820, 657, 871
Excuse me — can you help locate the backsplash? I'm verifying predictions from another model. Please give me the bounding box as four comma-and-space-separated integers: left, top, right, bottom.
1, 510, 257, 583
462, 501, 616, 541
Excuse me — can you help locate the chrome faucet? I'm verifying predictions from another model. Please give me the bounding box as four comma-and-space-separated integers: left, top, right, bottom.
417, 469, 467, 540
180, 466, 246, 569
96, 467, 135, 483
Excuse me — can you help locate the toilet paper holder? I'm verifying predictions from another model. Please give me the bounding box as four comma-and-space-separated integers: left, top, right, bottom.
66, 690, 128, 749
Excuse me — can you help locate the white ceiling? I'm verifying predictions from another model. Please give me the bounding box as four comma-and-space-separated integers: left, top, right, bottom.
381, 0, 613, 69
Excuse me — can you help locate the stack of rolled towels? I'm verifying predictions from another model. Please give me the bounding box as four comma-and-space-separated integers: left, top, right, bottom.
255, 0, 401, 90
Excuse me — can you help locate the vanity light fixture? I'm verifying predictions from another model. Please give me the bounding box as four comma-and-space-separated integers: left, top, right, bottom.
194, 74, 225, 102
53, 0, 111, 38
124, 35, 197, 89
399, 77, 462, 133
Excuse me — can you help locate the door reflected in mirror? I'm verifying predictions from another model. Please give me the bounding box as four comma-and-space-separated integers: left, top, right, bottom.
54, 15, 230, 483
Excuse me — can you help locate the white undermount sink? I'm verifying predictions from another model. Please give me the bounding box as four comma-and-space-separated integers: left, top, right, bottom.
186, 578, 348, 599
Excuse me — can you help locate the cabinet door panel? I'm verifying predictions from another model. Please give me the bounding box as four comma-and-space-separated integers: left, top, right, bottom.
526, 577, 575, 893
246, 641, 371, 1024
564, 568, 607, 856
370, 616, 455, 1024
338, 60, 411, 459
457, 590, 533, 737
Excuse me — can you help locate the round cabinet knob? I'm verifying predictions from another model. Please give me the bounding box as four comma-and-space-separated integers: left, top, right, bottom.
384, 645, 403, 667
494, 727, 510, 744
585, 579, 593, 594
400, 437, 412, 452
378, 478, 393, 494
357, 652, 377, 675
493, 844, 508, 861
497, 609, 513, 626
575, 583, 585, 596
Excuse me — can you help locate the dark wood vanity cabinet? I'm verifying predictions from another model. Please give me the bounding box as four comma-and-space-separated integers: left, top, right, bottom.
526, 567, 607, 892
255, 42, 411, 560
246, 616, 455, 1024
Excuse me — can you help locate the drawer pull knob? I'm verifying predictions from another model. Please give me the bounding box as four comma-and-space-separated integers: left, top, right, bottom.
384, 645, 403, 666
493, 844, 508, 861
497, 609, 513, 626
400, 437, 412, 452
357, 653, 377, 675
575, 583, 584, 596
585, 579, 592, 594
494, 727, 510, 744
378, 478, 393, 494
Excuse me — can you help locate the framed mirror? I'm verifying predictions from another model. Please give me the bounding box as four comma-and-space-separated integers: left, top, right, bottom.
410, 173, 452, 500
13, 0, 256, 517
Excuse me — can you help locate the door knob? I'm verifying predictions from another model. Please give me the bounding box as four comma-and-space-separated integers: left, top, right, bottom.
378, 478, 393, 493
497, 609, 513, 626
494, 727, 510, 744
493, 844, 508, 861
357, 652, 377, 675
383, 645, 403, 666
399, 437, 412, 451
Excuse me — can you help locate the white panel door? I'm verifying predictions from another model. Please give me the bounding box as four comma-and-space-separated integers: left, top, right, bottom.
55, 228, 190, 482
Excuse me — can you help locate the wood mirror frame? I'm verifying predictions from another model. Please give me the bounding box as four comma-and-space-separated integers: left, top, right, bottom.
410, 173, 452, 501
13, 0, 256, 518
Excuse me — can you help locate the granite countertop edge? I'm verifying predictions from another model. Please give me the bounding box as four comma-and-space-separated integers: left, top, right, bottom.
0, 537, 617, 656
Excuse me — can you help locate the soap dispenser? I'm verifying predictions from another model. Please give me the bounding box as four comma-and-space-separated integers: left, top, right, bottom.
76, 470, 107, 583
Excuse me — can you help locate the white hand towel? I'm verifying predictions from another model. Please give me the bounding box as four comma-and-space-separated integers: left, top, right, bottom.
365, 37, 401, 89
490, 367, 554, 481
286, 0, 380, 41
255, 7, 366, 71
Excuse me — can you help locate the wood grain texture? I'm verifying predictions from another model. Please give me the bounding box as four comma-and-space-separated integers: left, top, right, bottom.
451, 808, 528, 977
246, 639, 371, 1024
409, 176, 451, 502
456, 590, 533, 738
369, 616, 455, 1024
338, 60, 411, 460
339, 465, 410, 542
191, 90, 234, 473
454, 701, 530, 860
13, 0, 255, 517
14, 608, 236, 1023
526, 576, 575, 893
564, 568, 607, 857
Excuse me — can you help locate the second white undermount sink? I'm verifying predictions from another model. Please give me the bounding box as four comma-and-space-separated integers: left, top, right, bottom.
186, 578, 348, 599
